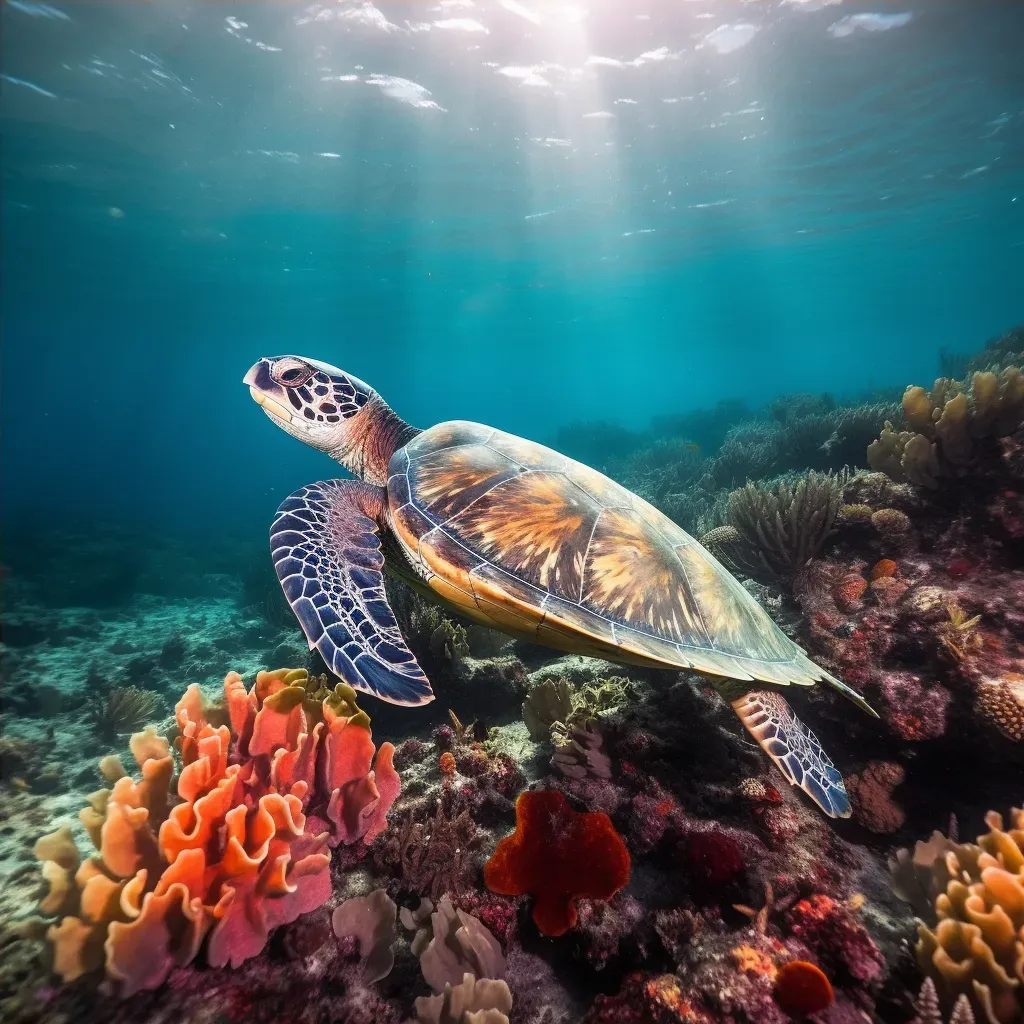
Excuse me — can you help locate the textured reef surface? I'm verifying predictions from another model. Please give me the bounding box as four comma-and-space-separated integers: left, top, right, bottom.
2, 326, 1024, 1024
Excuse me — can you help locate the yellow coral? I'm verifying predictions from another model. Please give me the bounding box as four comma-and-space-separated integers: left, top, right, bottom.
868, 368, 1024, 487
891, 810, 1024, 1024
938, 603, 984, 662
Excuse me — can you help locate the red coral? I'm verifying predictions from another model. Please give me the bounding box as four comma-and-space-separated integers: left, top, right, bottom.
483, 789, 630, 937
773, 960, 834, 1018
687, 829, 745, 890
947, 556, 975, 579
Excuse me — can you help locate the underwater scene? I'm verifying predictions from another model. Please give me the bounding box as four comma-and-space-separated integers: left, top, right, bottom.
2, 1, 1024, 1022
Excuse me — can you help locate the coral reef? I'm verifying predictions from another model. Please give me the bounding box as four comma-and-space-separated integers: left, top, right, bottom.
8, 325, 1024, 1024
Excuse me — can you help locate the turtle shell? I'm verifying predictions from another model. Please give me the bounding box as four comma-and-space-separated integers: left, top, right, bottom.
387, 421, 825, 688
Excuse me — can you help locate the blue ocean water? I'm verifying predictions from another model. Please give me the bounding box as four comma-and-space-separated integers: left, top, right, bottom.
2, 0, 1022, 539
6, 7, 1024, 1024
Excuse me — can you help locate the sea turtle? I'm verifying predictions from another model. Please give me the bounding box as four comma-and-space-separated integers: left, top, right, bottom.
244, 355, 875, 817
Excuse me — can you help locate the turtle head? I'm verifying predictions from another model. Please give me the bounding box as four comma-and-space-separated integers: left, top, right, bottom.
244, 356, 412, 483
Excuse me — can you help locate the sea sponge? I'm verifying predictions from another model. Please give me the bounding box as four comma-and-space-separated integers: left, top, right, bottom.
484, 789, 630, 937
551, 722, 612, 781
868, 368, 1024, 487
35, 669, 400, 995
522, 678, 574, 741
331, 889, 397, 983
414, 972, 513, 1024
872, 507, 912, 538
870, 559, 899, 581
833, 573, 868, 611
846, 760, 906, 834
890, 809, 1024, 1023
871, 576, 909, 607
439, 751, 457, 775
773, 960, 834, 1017
417, 896, 505, 993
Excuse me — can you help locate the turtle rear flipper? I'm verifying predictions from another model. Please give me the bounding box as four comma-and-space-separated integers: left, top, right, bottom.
731, 690, 851, 818
271, 479, 434, 706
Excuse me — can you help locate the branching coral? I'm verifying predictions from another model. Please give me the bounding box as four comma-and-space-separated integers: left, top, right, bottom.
890, 810, 1024, 1024
34, 668, 399, 995
722, 470, 847, 578
915, 977, 977, 1024
868, 368, 1024, 487
381, 797, 483, 902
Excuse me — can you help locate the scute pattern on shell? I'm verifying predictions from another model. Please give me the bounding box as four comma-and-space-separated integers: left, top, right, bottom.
387, 422, 833, 688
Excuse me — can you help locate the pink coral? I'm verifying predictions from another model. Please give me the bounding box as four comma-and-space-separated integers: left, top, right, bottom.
878, 671, 952, 741
785, 894, 884, 986
38, 669, 399, 995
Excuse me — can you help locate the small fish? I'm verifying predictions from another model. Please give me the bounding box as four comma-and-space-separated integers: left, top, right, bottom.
684, 442, 701, 454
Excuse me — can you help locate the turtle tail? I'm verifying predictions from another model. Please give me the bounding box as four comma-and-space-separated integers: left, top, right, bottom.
732, 690, 851, 818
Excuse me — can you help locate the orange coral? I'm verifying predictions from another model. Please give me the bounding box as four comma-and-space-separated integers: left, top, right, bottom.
439, 751, 457, 775
870, 558, 898, 581
36, 669, 400, 995
773, 960, 834, 1018
732, 944, 778, 982
484, 789, 630, 937
833, 573, 868, 610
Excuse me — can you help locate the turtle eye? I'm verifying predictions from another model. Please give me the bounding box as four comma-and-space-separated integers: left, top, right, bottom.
271, 360, 314, 387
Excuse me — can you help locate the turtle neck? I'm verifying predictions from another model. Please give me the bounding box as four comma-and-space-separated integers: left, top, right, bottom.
331, 395, 419, 486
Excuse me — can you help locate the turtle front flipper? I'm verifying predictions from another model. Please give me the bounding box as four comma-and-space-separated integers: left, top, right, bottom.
270, 479, 433, 706
731, 690, 851, 818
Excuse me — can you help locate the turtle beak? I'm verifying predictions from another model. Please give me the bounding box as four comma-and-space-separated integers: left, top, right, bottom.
244, 359, 294, 424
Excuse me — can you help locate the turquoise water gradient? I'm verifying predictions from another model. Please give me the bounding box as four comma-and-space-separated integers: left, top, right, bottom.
2, 1, 1022, 536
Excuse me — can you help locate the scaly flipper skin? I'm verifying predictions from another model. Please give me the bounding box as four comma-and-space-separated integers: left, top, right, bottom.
731, 690, 851, 818
270, 479, 433, 706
